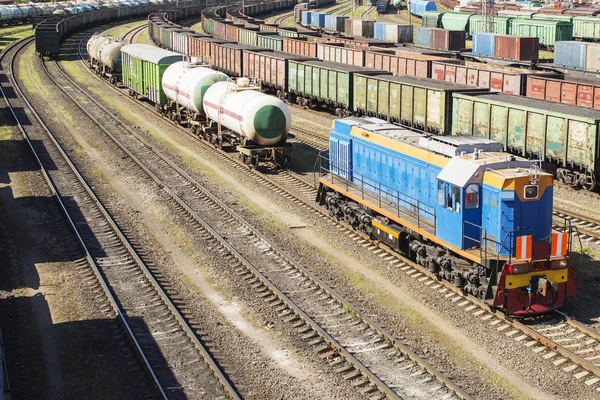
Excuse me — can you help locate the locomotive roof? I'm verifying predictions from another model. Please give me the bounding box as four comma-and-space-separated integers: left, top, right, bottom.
121, 44, 182, 64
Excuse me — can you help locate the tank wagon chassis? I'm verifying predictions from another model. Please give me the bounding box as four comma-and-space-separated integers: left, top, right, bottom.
90, 58, 121, 84
139, 81, 293, 170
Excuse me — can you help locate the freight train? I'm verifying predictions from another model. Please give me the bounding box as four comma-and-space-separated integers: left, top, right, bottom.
89, 37, 293, 167
147, 2, 600, 191
316, 117, 576, 315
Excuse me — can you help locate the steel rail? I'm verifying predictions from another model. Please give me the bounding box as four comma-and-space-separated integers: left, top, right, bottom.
65, 29, 473, 399
38, 52, 241, 399
0, 36, 168, 399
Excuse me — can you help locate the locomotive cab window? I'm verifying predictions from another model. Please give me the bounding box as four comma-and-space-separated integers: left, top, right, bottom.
438, 181, 461, 213
524, 185, 539, 200
465, 184, 480, 209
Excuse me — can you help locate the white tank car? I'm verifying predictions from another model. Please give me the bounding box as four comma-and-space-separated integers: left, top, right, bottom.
87, 34, 109, 62
203, 78, 291, 146
99, 40, 123, 72
161, 61, 228, 115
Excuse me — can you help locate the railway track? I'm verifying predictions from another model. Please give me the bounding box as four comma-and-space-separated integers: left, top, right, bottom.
5, 37, 240, 400
84, 22, 600, 395
122, 23, 146, 44
554, 207, 600, 244
71, 29, 472, 400
290, 125, 328, 151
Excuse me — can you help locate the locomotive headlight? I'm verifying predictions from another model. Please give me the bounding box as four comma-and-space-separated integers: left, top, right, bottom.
509, 263, 530, 274
551, 259, 568, 269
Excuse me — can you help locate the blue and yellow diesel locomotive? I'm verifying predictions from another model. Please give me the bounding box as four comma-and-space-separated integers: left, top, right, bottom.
316, 117, 577, 315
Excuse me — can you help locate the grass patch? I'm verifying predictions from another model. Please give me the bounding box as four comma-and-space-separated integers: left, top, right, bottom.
19, 45, 50, 98
0, 26, 33, 52
103, 21, 146, 40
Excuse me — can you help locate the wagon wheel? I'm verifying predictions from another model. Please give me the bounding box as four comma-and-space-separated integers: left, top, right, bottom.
583, 176, 597, 192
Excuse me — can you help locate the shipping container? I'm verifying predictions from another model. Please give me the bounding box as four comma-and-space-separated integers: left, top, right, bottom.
374, 22, 387, 41
586, 43, 600, 73
384, 23, 413, 43
353, 73, 489, 134
432, 61, 561, 95
310, 11, 325, 28
494, 35, 539, 61
468, 15, 511, 36
440, 11, 473, 31
554, 41, 587, 70
416, 27, 465, 51
509, 19, 572, 48
415, 27, 432, 48
317, 43, 365, 66
352, 19, 375, 38
572, 16, 600, 41
344, 18, 353, 36
452, 91, 600, 180
526, 75, 600, 110
302, 10, 311, 26
282, 36, 318, 57
472, 33, 496, 58
422, 11, 444, 28
243, 50, 314, 92
324, 14, 347, 33
287, 60, 385, 109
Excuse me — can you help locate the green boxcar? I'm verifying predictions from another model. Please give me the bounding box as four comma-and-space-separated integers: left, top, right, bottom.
509, 19, 572, 48
423, 11, 444, 28
440, 12, 474, 32
257, 34, 283, 51
121, 44, 183, 106
452, 92, 600, 177
239, 27, 258, 46
354, 74, 490, 134
287, 60, 384, 109
572, 16, 600, 41
160, 26, 172, 49
469, 15, 512, 35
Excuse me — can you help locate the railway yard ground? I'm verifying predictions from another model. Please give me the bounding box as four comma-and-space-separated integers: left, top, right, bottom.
1, 7, 600, 400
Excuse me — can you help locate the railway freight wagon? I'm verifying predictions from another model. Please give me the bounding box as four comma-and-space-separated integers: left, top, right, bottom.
452, 92, 600, 190
509, 19, 572, 49
431, 61, 560, 95
352, 74, 490, 134
121, 44, 183, 106
526, 75, 600, 110
286, 60, 385, 115
316, 117, 576, 315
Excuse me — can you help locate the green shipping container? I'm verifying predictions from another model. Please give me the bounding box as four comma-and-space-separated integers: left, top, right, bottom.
354, 74, 490, 134
239, 27, 259, 46
469, 15, 512, 35
287, 60, 384, 108
452, 92, 600, 175
257, 34, 283, 51
509, 19, 572, 48
572, 16, 600, 41
440, 12, 474, 32
121, 44, 182, 106
423, 11, 444, 28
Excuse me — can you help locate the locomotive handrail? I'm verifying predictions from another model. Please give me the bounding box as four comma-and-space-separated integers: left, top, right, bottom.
317, 153, 436, 228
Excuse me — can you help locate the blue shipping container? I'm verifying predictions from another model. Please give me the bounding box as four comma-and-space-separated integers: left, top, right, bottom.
411, 0, 437, 18
374, 22, 387, 40
302, 11, 312, 26
415, 27, 432, 47
310, 12, 326, 28
554, 41, 587, 70
472, 33, 496, 57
